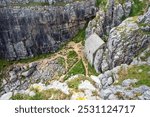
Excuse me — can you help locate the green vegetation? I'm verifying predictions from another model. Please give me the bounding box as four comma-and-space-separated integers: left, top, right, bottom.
64, 60, 85, 80
96, 0, 107, 7
67, 50, 77, 58
17, 53, 52, 64
116, 65, 150, 87
67, 51, 78, 68
130, 0, 149, 16
72, 28, 85, 44
11, 89, 70, 100
67, 75, 95, 89
0, 59, 12, 91
88, 63, 99, 76
0, 59, 11, 73
57, 57, 65, 67
67, 77, 82, 89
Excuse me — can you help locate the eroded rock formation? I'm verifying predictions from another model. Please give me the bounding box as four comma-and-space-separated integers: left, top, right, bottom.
0, 0, 96, 60
85, 0, 150, 73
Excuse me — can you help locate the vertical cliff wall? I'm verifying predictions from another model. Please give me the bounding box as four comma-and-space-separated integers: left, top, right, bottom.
0, 0, 96, 60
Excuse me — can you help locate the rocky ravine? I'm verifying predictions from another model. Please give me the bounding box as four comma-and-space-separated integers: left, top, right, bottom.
0, 0, 150, 100
85, 0, 150, 73
0, 0, 96, 60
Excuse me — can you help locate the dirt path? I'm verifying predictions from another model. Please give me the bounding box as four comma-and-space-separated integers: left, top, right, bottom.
17, 41, 89, 79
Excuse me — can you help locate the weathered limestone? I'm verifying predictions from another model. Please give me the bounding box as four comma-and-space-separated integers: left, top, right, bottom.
85, 33, 104, 65
0, 0, 96, 60
85, 8, 150, 73
86, 0, 132, 38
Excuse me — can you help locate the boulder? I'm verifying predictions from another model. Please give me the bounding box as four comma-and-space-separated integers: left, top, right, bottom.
122, 79, 138, 87
0, 92, 12, 100
85, 33, 105, 65
78, 80, 96, 91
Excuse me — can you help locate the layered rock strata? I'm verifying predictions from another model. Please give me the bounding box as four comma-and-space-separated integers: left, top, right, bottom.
0, 0, 96, 60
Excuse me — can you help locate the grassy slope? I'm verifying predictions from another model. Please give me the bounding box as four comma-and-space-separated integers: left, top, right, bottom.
117, 65, 150, 87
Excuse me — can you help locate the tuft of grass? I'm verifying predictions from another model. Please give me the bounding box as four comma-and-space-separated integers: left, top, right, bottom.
67, 77, 82, 89
116, 65, 150, 87
64, 60, 85, 80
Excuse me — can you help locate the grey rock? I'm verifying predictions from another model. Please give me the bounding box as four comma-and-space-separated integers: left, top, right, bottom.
29, 91, 36, 97
4, 86, 10, 93
108, 94, 118, 100
85, 33, 105, 65
86, 0, 132, 38
107, 77, 113, 85
139, 90, 150, 100
0, 0, 96, 60
92, 14, 150, 72
100, 88, 113, 99
29, 62, 38, 68
0, 92, 12, 100
9, 71, 17, 82
124, 91, 135, 99
138, 85, 150, 93
21, 68, 35, 77
122, 79, 138, 87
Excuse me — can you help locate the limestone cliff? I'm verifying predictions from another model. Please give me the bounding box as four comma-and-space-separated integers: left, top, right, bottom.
0, 0, 96, 60
85, 0, 150, 73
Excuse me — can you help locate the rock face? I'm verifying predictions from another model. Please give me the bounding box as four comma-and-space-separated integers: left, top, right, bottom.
85, 7, 150, 73
0, 0, 96, 60
0, 0, 74, 6
84, 33, 104, 65
86, 0, 132, 38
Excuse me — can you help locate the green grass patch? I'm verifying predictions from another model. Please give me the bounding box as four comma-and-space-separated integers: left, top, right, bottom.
0, 59, 13, 91
67, 50, 77, 58
0, 59, 11, 73
129, 0, 149, 16
67, 51, 78, 69
57, 57, 65, 67
88, 63, 99, 76
16, 52, 52, 64
96, 0, 107, 7
72, 28, 85, 44
64, 60, 85, 80
116, 65, 150, 87
67, 50, 78, 68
